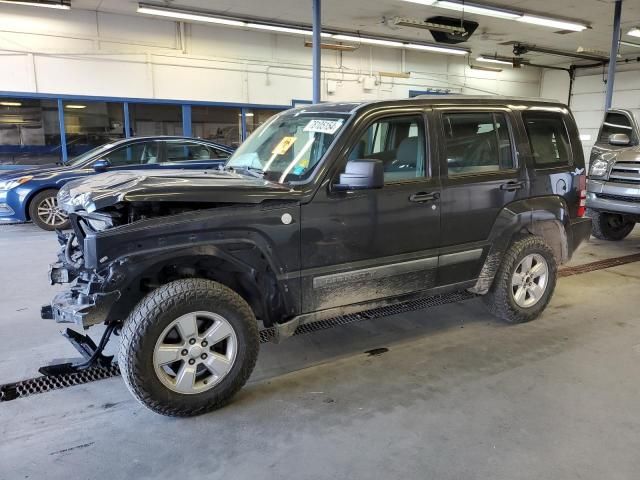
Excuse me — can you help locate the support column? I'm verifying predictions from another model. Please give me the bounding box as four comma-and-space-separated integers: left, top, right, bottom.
182, 104, 192, 137
57, 99, 68, 164
123, 102, 131, 138
312, 0, 321, 104
605, 0, 622, 111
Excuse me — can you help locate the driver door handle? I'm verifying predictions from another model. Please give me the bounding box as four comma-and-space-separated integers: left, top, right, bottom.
499, 181, 525, 191
409, 191, 440, 203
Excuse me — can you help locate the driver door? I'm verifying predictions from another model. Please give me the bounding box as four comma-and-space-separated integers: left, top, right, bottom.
300, 110, 441, 313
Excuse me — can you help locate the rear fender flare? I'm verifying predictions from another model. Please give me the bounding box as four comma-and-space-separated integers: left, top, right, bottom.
470, 196, 570, 294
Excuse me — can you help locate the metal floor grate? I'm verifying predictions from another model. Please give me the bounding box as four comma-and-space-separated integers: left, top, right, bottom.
558, 253, 640, 277
258, 291, 476, 343
0, 365, 120, 402
4, 252, 640, 402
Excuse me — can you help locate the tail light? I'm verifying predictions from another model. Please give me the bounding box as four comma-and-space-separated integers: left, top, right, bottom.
577, 174, 587, 217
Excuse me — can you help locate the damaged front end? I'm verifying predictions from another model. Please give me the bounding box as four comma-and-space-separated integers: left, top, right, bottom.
42, 213, 122, 328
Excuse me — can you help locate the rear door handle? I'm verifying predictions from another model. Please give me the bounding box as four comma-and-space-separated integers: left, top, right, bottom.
499, 181, 525, 191
409, 191, 440, 203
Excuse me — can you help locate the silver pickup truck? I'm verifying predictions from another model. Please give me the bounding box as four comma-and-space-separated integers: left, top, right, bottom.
586, 109, 640, 240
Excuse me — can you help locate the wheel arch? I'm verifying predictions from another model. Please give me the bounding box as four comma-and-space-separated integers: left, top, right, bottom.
105, 244, 294, 328
23, 186, 60, 220
470, 196, 570, 294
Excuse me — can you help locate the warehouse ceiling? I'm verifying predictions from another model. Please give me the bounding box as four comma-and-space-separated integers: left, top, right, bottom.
73, 0, 640, 66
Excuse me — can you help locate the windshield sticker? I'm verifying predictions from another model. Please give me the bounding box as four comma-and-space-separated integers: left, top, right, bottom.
303, 119, 343, 135
271, 136, 296, 155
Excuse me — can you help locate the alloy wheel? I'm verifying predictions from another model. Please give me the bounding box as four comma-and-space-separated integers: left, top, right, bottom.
511, 253, 549, 308
37, 196, 68, 228
153, 311, 238, 394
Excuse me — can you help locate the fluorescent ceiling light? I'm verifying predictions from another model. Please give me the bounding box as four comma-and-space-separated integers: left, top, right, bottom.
579, 134, 591, 141
0, 101, 22, 106
246, 23, 333, 38
137, 6, 246, 26
401, 0, 588, 31
620, 40, 640, 48
407, 43, 468, 55
400, 0, 438, 5
435, 1, 521, 20
628, 27, 640, 38
65, 104, 86, 109
477, 55, 512, 65
332, 34, 404, 47
0, 0, 70, 9
518, 15, 587, 32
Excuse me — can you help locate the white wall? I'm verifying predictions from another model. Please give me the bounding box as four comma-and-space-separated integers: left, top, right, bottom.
571, 67, 640, 159
0, 5, 542, 105
541, 66, 640, 160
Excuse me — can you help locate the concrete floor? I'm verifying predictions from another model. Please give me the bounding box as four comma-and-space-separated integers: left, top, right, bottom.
1, 223, 640, 479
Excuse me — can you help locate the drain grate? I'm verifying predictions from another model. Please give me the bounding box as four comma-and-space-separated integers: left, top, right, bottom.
0, 364, 120, 402
258, 291, 476, 343
3, 251, 640, 402
558, 253, 640, 277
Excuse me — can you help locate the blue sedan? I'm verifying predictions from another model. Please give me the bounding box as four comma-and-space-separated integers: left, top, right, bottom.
0, 136, 233, 230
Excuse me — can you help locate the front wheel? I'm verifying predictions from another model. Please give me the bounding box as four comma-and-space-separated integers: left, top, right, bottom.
118, 278, 259, 417
483, 235, 557, 324
28, 189, 69, 231
587, 209, 635, 241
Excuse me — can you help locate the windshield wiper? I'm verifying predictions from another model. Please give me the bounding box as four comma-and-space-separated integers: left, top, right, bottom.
225, 165, 265, 179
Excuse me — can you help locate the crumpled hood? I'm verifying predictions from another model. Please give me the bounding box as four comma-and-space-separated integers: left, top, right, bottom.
58, 169, 293, 213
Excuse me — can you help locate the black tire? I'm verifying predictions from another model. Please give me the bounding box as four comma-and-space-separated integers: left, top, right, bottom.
587, 209, 635, 241
28, 189, 70, 231
118, 278, 259, 417
483, 235, 557, 324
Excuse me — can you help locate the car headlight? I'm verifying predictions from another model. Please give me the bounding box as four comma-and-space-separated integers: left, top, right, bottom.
589, 159, 610, 178
0, 175, 33, 190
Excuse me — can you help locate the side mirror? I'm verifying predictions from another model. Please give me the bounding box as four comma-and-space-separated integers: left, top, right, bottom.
93, 159, 111, 172
334, 159, 384, 191
609, 133, 631, 146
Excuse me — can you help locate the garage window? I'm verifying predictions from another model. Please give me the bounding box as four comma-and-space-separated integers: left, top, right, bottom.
523, 112, 572, 167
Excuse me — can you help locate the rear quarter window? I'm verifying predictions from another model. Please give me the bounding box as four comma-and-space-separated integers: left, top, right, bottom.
523, 112, 573, 168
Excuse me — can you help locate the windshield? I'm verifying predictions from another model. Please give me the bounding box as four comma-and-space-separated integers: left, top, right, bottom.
226, 111, 348, 183
65, 143, 116, 166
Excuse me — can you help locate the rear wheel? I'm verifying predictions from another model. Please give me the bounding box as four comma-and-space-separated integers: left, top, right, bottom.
483, 235, 557, 324
118, 278, 259, 417
28, 189, 69, 231
588, 209, 635, 241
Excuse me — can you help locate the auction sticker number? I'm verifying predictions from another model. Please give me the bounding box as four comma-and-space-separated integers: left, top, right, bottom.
304, 119, 343, 135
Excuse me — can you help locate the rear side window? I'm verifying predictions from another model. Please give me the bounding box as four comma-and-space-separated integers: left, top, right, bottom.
164, 141, 224, 163
598, 112, 634, 142
523, 112, 572, 168
443, 112, 513, 176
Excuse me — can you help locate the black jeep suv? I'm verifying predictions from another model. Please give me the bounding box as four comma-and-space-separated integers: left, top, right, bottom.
44, 96, 591, 416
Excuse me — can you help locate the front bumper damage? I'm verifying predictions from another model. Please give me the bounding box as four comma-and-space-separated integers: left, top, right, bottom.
41, 229, 122, 328
42, 282, 120, 327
